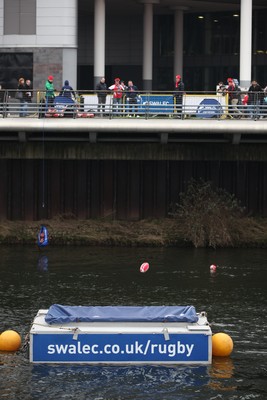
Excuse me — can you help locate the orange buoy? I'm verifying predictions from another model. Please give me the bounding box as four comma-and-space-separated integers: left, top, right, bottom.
0, 330, 21, 352
212, 332, 233, 357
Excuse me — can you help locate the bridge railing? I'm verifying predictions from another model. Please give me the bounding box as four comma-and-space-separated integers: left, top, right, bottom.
0, 89, 266, 120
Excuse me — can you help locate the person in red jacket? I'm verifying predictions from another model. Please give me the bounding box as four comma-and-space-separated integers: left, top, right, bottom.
173, 74, 184, 118
109, 78, 124, 116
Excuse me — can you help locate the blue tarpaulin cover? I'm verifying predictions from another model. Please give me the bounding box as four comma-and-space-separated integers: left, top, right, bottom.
45, 305, 198, 325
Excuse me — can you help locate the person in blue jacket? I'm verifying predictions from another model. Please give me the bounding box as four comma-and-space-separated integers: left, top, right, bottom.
60, 80, 76, 99
126, 80, 139, 117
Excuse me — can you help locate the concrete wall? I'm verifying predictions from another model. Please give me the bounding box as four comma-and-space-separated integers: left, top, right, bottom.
0, 47, 63, 92
0, 0, 77, 48
0, 158, 266, 220
0, 0, 77, 88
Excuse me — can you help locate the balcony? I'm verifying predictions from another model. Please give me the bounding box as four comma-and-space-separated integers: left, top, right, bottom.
0, 90, 266, 145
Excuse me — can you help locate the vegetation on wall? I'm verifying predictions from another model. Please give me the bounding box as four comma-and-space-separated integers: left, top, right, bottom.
170, 178, 264, 248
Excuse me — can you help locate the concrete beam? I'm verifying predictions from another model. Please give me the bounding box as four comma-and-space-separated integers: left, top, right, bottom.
18, 131, 27, 142
89, 132, 97, 143
160, 133, 168, 144
232, 133, 242, 145
0, 118, 266, 135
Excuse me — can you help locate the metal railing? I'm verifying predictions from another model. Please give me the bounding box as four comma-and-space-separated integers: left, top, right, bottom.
0, 89, 266, 120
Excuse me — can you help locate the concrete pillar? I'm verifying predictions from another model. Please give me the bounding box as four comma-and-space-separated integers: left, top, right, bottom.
204, 13, 212, 90
239, 0, 252, 89
63, 49, 77, 89
140, 0, 159, 90
173, 7, 186, 80
94, 0, 105, 89
61, 0, 78, 90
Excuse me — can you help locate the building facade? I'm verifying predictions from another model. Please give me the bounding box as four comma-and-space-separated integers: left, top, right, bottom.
0, 0, 267, 92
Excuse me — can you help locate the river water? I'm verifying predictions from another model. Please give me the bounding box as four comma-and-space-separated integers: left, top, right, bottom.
0, 245, 266, 400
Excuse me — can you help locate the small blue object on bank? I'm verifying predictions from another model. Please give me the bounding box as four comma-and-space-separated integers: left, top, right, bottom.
37, 225, 48, 247
30, 305, 212, 364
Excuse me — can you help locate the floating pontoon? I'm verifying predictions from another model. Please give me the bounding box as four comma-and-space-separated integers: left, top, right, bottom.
29, 305, 212, 364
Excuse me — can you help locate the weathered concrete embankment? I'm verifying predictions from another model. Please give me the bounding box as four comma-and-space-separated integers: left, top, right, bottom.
0, 218, 266, 248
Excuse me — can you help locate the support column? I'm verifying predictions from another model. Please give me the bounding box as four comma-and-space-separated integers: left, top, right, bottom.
140, 0, 159, 91
173, 7, 186, 79
204, 13, 212, 90
94, 0, 105, 89
63, 49, 77, 89
239, 0, 252, 89
62, 0, 78, 89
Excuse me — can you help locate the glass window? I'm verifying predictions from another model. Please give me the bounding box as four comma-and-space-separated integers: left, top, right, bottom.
184, 14, 205, 55
254, 10, 267, 54
209, 13, 240, 55
0, 53, 33, 89
157, 15, 174, 57
184, 12, 240, 56
4, 0, 36, 35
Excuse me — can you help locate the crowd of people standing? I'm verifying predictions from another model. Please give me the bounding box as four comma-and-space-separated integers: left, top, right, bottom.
96, 77, 140, 117
10, 73, 267, 119
16, 77, 33, 117
95, 74, 186, 117
217, 78, 267, 119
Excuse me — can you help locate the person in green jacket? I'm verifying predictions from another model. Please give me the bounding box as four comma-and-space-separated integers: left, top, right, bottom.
45, 75, 55, 107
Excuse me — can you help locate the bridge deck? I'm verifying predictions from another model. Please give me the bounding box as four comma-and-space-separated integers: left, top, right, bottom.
0, 117, 267, 144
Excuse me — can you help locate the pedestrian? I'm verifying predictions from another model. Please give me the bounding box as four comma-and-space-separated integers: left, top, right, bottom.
25, 79, 33, 102
173, 74, 184, 118
241, 93, 249, 117
25, 79, 33, 115
216, 81, 227, 96
60, 80, 75, 99
261, 85, 267, 119
247, 80, 263, 119
0, 84, 5, 116
109, 78, 124, 116
45, 75, 55, 108
120, 80, 128, 113
96, 77, 108, 116
126, 80, 139, 117
17, 77, 27, 117
227, 78, 241, 118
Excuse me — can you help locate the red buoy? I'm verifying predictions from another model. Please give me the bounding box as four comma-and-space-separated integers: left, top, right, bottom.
140, 262, 149, 273
210, 264, 217, 272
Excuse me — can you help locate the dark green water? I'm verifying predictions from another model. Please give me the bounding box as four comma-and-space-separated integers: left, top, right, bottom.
0, 245, 267, 399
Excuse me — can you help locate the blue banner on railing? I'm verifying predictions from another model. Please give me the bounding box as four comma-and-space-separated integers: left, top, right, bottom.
32, 333, 210, 363
196, 98, 223, 118
139, 95, 174, 114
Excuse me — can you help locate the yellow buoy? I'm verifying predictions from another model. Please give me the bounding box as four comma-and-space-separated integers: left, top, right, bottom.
212, 332, 233, 357
0, 330, 21, 352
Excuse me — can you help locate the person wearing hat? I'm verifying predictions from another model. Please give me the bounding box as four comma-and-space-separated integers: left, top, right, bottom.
109, 78, 124, 116
173, 74, 184, 118
60, 80, 76, 99
45, 75, 55, 108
